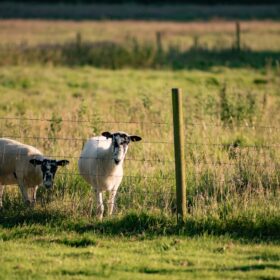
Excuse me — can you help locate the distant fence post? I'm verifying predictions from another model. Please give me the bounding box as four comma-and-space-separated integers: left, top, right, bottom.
76, 32, 82, 51
235, 22, 241, 51
156, 31, 163, 56
172, 88, 186, 223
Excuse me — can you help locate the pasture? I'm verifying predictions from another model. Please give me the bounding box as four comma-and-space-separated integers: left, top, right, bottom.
0, 19, 279, 279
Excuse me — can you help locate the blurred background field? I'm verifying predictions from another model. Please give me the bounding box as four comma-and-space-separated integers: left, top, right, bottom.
1, 20, 279, 49
0, 19, 279, 69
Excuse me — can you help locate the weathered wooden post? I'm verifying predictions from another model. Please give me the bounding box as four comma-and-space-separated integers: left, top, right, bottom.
156, 31, 163, 54
172, 88, 186, 223
76, 32, 82, 51
235, 22, 241, 51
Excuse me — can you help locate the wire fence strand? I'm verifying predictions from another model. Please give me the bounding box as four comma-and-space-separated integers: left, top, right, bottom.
0, 116, 170, 126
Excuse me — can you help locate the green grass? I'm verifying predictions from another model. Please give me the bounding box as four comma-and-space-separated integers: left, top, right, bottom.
1, 209, 279, 278
0, 66, 279, 229
0, 219, 280, 280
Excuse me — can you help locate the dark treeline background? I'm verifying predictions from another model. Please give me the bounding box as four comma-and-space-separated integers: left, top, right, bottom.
0, 1, 279, 20
2, 0, 280, 4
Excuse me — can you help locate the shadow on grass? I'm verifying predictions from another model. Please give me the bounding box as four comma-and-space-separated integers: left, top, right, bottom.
228, 264, 280, 271
0, 207, 68, 227
1, 209, 279, 242
0, 40, 279, 70
170, 49, 280, 70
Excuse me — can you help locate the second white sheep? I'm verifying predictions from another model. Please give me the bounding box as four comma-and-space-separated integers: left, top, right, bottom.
78, 131, 142, 219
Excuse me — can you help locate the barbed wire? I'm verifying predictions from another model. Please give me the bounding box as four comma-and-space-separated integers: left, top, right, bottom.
189, 161, 280, 168
56, 171, 176, 181
0, 117, 280, 181
0, 151, 175, 163
3, 151, 279, 166
0, 116, 170, 126
185, 142, 280, 149
2, 114, 280, 214
2, 134, 280, 149
2, 116, 280, 131
0, 135, 173, 144
186, 122, 280, 130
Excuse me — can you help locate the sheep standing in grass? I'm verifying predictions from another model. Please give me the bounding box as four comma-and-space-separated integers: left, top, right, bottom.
0, 138, 69, 208
78, 131, 142, 219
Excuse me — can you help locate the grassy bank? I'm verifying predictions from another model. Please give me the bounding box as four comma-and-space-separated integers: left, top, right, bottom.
0, 66, 279, 240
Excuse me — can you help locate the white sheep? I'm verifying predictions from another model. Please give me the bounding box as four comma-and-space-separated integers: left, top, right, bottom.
0, 138, 69, 208
78, 131, 142, 219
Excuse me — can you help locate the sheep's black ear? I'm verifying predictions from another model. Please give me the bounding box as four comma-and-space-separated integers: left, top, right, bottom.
56, 160, 69, 167
129, 135, 142, 142
102, 131, 113, 139
29, 159, 43, 166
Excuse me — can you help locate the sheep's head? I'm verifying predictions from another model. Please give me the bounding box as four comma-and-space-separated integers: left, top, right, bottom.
29, 158, 69, 189
102, 131, 142, 165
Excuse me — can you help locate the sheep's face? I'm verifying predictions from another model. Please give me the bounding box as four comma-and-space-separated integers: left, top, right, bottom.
29, 159, 70, 189
102, 131, 142, 165
112, 133, 130, 164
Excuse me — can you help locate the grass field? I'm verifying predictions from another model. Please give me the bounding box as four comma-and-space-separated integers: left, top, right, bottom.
0, 18, 279, 279
1, 226, 280, 280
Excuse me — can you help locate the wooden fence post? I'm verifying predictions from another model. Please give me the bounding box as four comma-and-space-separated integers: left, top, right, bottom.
172, 88, 186, 223
236, 22, 241, 51
156, 31, 163, 58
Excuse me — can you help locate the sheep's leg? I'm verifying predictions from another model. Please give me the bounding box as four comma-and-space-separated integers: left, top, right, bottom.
29, 186, 38, 207
95, 190, 104, 220
108, 190, 117, 216
18, 182, 31, 206
0, 184, 5, 209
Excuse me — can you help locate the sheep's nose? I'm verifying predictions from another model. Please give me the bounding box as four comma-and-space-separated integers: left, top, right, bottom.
44, 181, 53, 189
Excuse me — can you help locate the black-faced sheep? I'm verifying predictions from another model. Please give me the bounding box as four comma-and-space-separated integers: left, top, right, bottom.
0, 138, 69, 208
78, 131, 141, 219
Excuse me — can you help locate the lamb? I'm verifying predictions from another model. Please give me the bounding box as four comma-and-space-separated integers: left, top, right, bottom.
0, 138, 69, 208
78, 131, 142, 219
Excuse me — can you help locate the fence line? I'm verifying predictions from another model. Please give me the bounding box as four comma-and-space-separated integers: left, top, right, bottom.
0, 134, 173, 145
185, 142, 280, 149
190, 169, 280, 177
0, 116, 170, 126
2, 115, 280, 130
189, 161, 280, 168
0, 151, 175, 163
1, 112, 280, 215
56, 171, 176, 181
3, 168, 175, 180
0, 135, 173, 145
2, 134, 280, 149
186, 122, 280, 131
